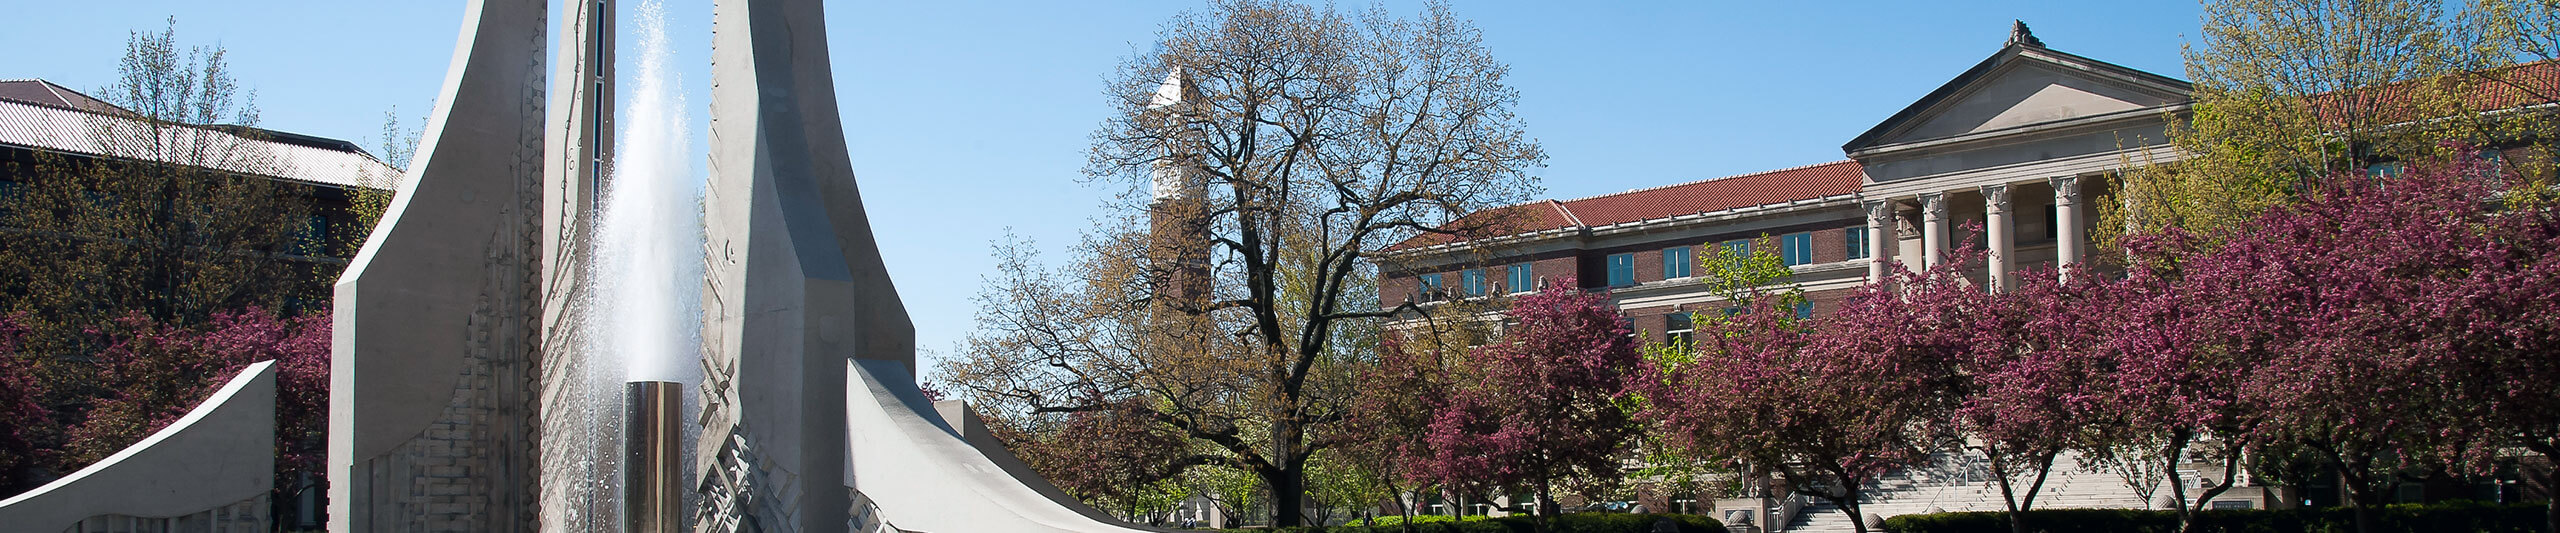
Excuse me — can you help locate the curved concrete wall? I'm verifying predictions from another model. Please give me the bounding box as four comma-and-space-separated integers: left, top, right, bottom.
328, 0, 547, 530
696, 0, 915, 530
0, 361, 276, 531
848, 359, 1165, 533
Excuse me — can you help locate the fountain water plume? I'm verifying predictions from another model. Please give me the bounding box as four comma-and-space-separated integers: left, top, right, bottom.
568, 0, 705, 530
595, 0, 704, 386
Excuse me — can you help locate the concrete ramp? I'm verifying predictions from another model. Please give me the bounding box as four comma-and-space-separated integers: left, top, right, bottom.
0, 361, 275, 532
846, 359, 1163, 533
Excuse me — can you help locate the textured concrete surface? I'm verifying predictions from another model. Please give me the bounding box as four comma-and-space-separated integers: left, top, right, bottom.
0, 362, 276, 531
328, 0, 547, 529
853, 359, 1159, 533
535, 0, 619, 530
694, 0, 912, 531
696, 0, 936, 527
933, 400, 1131, 526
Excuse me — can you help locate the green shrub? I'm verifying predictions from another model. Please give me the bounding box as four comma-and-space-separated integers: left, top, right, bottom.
1358, 514, 1490, 527
1879, 501, 2546, 533
1228, 512, 1725, 533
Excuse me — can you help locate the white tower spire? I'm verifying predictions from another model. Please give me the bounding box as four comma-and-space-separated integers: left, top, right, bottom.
1148, 68, 1202, 203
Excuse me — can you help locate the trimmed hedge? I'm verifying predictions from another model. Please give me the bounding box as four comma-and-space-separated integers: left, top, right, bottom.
1225, 513, 1725, 533
1880, 500, 2546, 533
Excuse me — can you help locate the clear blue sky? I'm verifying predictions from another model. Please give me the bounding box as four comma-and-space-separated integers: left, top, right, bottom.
5, 1, 2202, 367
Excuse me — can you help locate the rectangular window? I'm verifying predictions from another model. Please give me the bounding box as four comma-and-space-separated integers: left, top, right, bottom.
1722, 239, 1752, 257
1664, 312, 1694, 347
1606, 253, 1634, 287
1781, 233, 1813, 266
1662, 246, 1691, 279
1795, 301, 1816, 319
1462, 268, 1485, 297
2045, 204, 2058, 240
295, 215, 329, 256
1507, 263, 1533, 294
1418, 273, 1442, 301
2479, 149, 2507, 182
0, 180, 19, 218
1846, 226, 1869, 260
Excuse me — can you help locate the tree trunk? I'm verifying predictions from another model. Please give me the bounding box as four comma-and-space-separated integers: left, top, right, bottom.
2184, 446, 2241, 519
1534, 480, 1554, 533
1266, 414, 1307, 527
1839, 492, 1869, 533
1271, 462, 1307, 527
2021, 451, 2055, 512
2161, 430, 2197, 533
2539, 450, 2560, 533
2336, 449, 2381, 533
1987, 445, 2026, 533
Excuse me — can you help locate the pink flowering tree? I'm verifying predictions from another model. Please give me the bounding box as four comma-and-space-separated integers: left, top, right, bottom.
2182, 156, 2503, 533
2171, 151, 2560, 533
1418, 279, 1639, 531
2092, 149, 2555, 533
0, 315, 53, 496
1345, 335, 1460, 529
2088, 227, 2282, 532
1639, 251, 1976, 533
1958, 264, 2113, 533
2447, 188, 2560, 533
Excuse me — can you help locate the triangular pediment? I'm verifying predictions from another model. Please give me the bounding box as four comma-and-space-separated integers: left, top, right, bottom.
1845, 46, 2190, 153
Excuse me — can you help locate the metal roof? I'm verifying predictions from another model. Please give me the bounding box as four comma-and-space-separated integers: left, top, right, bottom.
0, 97, 398, 189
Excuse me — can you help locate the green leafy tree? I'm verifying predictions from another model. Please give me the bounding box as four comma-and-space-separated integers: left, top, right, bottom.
2099, 0, 2511, 252
0, 18, 324, 356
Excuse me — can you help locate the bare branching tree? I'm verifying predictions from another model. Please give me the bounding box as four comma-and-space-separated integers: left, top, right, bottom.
937, 0, 1543, 526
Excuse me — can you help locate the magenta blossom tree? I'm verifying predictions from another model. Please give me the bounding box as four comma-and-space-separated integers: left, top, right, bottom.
0, 315, 51, 496
2176, 151, 2560, 533
2446, 187, 2560, 533
1639, 252, 1977, 533
1958, 264, 2114, 533
2093, 149, 2553, 533
1419, 278, 1639, 531
1345, 335, 1460, 528
2089, 227, 2282, 532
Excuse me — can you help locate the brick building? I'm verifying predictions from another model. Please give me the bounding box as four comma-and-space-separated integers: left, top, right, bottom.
0, 78, 398, 268
1377, 26, 2176, 347
1370, 23, 2560, 530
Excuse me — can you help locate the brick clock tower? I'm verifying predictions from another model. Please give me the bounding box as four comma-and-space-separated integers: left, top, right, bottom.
1147, 69, 1212, 306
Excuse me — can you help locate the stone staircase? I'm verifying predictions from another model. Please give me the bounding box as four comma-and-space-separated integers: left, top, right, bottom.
1780, 450, 2153, 532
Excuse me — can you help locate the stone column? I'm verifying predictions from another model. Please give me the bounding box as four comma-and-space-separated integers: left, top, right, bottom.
1920, 192, 1948, 269
1982, 184, 2011, 292
2052, 176, 2083, 271
1863, 199, 1893, 283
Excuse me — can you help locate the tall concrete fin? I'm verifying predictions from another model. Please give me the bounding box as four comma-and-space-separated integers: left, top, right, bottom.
328, 0, 546, 530
696, 0, 913, 531
536, 0, 617, 530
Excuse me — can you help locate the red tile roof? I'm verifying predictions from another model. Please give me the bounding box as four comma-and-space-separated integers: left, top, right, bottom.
2304, 60, 2560, 127
1385, 160, 1865, 252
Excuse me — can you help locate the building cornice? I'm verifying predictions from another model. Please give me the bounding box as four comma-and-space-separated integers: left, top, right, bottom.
1847, 103, 2190, 161
1376, 192, 1865, 264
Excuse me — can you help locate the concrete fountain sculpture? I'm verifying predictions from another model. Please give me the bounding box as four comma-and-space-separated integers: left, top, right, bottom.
328, 0, 1168, 532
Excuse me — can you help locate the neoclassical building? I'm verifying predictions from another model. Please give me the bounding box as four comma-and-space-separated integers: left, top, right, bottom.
1379, 26, 2184, 343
